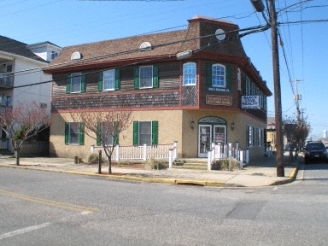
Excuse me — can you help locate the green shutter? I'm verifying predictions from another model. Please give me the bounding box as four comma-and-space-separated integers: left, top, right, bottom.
81, 74, 86, 93
152, 121, 158, 145
134, 67, 139, 89
206, 62, 212, 87
153, 65, 159, 88
226, 64, 232, 90
113, 121, 119, 145
98, 71, 103, 92
79, 122, 84, 145
115, 69, 120, 90
66, 75, 71, 94
133, 121, 139, 145
65, 122, 69, 145
96, 123, 101, 146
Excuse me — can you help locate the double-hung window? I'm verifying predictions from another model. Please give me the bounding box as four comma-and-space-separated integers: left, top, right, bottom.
212, 64, 225, 87
246, 125, 254, 148
67, 72, 86, 93
133, 121, 158, 146
98, 69, 120, 91
206, 62, 231, 89
65, 122, 84, 145
134, 65, 159, 89
183, 62, 197, 86
96, 122, 118, 146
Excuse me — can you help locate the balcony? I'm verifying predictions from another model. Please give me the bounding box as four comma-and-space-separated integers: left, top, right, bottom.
0, 73, 14, 88
0, 105, 12, 113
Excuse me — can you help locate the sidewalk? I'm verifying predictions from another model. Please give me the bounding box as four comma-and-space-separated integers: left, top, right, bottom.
0, 153, 300, 187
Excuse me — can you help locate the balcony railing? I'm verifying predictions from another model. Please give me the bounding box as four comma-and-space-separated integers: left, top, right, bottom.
0, 73, 14, 88
0, 105, 12, 113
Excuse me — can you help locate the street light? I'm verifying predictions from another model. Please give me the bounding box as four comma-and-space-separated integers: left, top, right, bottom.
251, 0, 264, 12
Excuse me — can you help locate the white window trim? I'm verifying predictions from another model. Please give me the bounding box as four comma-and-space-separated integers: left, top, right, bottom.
103, 69, 115, 91
183, 62, 197, 86
70, 72, 82, 93
212, 64, 226, 88
139, 65, 153, 89
69, 122, 80, 145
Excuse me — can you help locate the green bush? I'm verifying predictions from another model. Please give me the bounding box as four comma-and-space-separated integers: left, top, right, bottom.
211, 158, 240, 171
88, 153, 106, 165
144, 158, 168, 170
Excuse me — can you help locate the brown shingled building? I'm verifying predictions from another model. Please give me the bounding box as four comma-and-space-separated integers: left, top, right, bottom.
44, 16, 271, 162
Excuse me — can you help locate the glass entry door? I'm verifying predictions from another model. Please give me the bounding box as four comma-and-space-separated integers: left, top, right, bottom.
198, 125, 211, 157
198, 124, 226, 157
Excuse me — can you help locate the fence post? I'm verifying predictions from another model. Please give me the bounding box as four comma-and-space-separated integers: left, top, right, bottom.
90, 145, 94, 154
218, 143, 222, 159
223, 144, 227, 158
207, 150, 212, 170
143, 144, 147, 161
116, 145, 120, 162
173, 141, 178, 159
228, 143, 232, 158
169, 149, 173, 168
239, 150, 244, 169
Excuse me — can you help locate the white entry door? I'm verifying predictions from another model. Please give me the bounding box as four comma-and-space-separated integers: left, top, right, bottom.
198, 124, 226, 157
198, 125, 211, 158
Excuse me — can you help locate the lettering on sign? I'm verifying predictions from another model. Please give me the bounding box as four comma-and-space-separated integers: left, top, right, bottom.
241, 95, 260, 109
206, 95, 232, 106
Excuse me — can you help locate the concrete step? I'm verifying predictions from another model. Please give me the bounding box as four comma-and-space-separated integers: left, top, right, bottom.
173, 158, 208, 170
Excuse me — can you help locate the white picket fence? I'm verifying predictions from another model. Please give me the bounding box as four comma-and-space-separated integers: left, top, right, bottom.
91, 142, 178, 162
91, 141, 249, 171
207, 143, 249, 170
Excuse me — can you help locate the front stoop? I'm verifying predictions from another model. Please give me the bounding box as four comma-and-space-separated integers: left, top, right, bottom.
173, 158, 208, 170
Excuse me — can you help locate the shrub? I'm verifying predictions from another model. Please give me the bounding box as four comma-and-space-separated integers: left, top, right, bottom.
211, 158, 240, 171
88, 153, 106, 165
144, 158, 168, 170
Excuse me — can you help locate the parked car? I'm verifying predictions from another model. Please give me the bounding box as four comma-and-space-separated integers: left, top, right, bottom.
304, 141, 328, 164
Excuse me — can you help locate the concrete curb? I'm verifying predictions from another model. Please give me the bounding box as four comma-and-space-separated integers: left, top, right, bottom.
271, 162, 299, 186
0, 161, 296, 188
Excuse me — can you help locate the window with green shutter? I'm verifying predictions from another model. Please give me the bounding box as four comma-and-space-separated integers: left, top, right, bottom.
64, 122, 84, 145
99, 69, 120, 92
134, 65, 159, 89
133, 121, 158, 146
67, 72, 85, 93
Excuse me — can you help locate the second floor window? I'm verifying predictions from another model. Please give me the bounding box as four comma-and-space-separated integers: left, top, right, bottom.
183, 62, 197, 85
134, 65, 159, 89
67, 72, 86, 94
98, 69, 120, 91
212, 64, 226, 87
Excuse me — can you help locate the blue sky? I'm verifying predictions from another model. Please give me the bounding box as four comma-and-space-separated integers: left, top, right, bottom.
1, 0, 327, 139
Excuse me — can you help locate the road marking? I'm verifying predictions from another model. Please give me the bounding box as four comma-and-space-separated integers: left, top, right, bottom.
0, 189, 98, 213
0, 222, 51, 240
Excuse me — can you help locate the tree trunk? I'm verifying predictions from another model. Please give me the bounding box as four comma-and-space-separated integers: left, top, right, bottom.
98, 150, 102, 174
15, 149, 20, 166
108, 156, 112, 174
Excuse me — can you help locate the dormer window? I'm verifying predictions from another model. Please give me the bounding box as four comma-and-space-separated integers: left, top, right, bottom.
51, 51, 58, 60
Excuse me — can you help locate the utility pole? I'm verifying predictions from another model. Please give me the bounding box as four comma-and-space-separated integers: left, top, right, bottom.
292, 79, 303, 121
251, 0, 284, 176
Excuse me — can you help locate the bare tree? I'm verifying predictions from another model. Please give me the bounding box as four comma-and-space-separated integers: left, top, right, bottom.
0, 101, 51, 165
69, 109, 132, 174
283, 115, 310, 161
